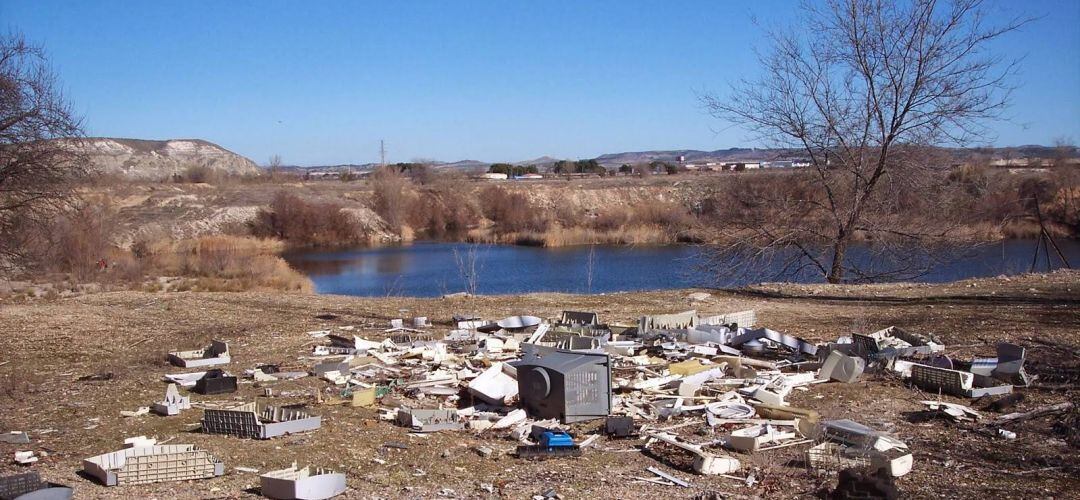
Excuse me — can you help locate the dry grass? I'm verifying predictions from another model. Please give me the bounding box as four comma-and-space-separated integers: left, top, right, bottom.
135, 235, 311, 292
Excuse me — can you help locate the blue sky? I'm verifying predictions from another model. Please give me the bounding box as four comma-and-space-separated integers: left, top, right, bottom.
3, 1, 1078, 165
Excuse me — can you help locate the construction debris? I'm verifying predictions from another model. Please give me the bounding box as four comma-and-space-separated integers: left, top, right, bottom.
395, 408, 463, 432
260, 463, 346, 500
643, 430, 740, 475
193, 369, 238, 395
41, 302, 1052, 497
203, 403, 321, 439
922, 401, 980, 422
13, 451, 37, 465
0, 471, 72, 500
645, 467, 690, 488
82, 444, 224, 486
168, 340, 231, 368
0, 432, 29, 445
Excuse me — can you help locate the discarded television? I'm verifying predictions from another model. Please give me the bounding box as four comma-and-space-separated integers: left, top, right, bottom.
515, 345, 611, 423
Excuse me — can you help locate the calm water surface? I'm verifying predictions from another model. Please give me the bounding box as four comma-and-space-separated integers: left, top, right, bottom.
284, 240, 1080, 297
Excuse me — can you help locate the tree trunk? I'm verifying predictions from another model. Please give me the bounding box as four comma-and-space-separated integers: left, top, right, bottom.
827, 232, 848, 283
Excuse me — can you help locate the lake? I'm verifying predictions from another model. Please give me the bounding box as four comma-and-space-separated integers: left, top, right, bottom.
283, 239, 1079, 297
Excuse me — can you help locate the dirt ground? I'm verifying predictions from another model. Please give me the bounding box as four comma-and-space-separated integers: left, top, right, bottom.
0, 271, 1077, 499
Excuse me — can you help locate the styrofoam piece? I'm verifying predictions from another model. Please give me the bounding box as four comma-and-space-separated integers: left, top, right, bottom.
910, 364, 1012, 397
678, 368, 724, 398
260, 464, 346, 500
729, 424, 797, 451
163, 371, 207, 388
120, 407, 150, 418
560, 311, 599, 326
922, 401, 981, 421
202, 403, 321, 439
751, 375, 793, 406
82, 444, 224, 486
254, 369, 278, 382
492, 409, 527, 429
699, 310, 756, 329
167, 340, 231, 368
0, 431, 30, 444
123, 436, 157, 448
14, 451, 37, 464
152, 384, 191, 416
643, 430, 740, 475
685, 326, 732, 345
603, 340, 641, 356
639, 310, 697, 333
818, 351, 866, 383
311, 361, 350, 377
524, 323, 550, 344
395, 408, 462, 432
468, 362, 518, 405
0, 471, 72, 500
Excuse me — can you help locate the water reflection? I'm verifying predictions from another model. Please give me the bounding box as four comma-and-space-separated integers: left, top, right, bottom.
282, 240, 1080, 297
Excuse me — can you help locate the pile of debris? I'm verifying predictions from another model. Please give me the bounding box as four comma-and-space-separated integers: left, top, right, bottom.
18, 308, 1058, 498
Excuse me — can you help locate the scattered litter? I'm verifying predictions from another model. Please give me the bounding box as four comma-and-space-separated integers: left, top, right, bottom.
395, 408, 463, 433
14, 451, 38, 465
646, 466, 690, 488
193, 369, 238, 395
123, 436, 157, 448
0, 471, 72, 500
260, 463, 346, 500
643, 430, 740, 475
202, 402, 321, 439
168, 340, 231, 368
0, 431, 29, 444
922, 401, 980, 422
82, 444, 224, 486
120, 407, 150, 418
152, 383, 191, 416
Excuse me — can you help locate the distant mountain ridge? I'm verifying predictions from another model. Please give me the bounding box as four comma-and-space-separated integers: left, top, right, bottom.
296, 145, 1077, 171
74, 137, 1078, 178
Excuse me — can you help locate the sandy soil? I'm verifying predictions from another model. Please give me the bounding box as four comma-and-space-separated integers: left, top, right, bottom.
0, 271, 1078, 499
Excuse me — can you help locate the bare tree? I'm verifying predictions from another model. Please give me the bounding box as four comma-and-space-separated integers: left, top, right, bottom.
453, 244, 483, 295
0, 32, 86, 272
584, 244, 596, 293
702, 0, 1030, 283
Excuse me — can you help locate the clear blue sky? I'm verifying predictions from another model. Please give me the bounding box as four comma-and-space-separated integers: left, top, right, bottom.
3, 1, 1078, 165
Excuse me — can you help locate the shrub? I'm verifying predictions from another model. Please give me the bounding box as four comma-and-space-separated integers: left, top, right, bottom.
40, 199, 120, 280
175, 165, 221, 184
480, 186, 548, 233
251, 191, 363, 247
369, 167, 412, 235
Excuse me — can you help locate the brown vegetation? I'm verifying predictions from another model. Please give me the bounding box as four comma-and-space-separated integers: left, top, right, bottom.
15, 195, 312, 292
250, 191, 365, 247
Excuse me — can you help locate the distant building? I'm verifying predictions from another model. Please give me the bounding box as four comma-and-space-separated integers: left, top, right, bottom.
481, 172, 508, 180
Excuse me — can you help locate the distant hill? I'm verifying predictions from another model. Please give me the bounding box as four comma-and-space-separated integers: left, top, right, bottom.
72, 138, 260, 179
69, 138, 1077, 179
